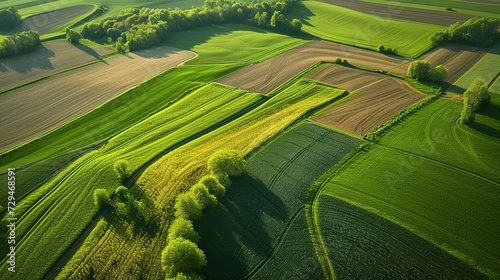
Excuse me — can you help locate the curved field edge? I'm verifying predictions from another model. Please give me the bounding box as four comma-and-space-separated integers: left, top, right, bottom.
289, 1, 445, 58
52, 80, 346, 279
313, 98, 500, 279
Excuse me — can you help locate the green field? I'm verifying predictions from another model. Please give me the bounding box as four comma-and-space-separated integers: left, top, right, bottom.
316, 98, 500, 278
362, 0, 500, 18
448, 43, 500, 94
289, 1, 445, 57
196, 122, 361, 279
0, 83, 262, 280
164, 23, 309, 64
318, 195, 489, 279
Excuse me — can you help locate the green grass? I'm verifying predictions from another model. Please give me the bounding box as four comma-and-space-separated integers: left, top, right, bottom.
0, 64, 243, 171
362, 0, 500, 19
289, 1, 445, 57
316, 98, 500, 279
448, 42, 500, 94
0, 83, 262, 280
196, 122, 361, 279
318, 195, 489, 279
164, 23, 309, 64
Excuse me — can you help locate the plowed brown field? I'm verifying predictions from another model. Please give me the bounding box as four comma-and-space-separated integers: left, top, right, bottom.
0, 46, 195, 151
218, 40, 410, 94
14, 5, 94, 35
310, 66, 424, 136
318, 0, 473, 26
0, 40, 114, 92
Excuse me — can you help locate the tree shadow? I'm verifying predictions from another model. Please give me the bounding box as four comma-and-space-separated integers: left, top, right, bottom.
196, 174, 287, 280
0, 44, 54, 73
74, 43, 109, 65
288, 1, 317, 27
133, 46, 184, 59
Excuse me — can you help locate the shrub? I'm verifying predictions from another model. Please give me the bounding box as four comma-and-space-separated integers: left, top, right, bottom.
377, 44, 385, 52
334, 58, 342, 64
66, 28, 82, 43
200, 175, 226, 197
460, 78, 489, 125
167, 218, 200, 243
0, 6, 22, 31
407, 60, 430, 80
114, 159, 131, 184
342, 59, 349, 65
189, 183, 217, 209
115, 185, 128, 199
174, 192, 203, 220
0, 30, 41, 58
429, 64, 448, 82
93, 189, 110, 210
162, 238, 206, 278
207, 150, 246, 177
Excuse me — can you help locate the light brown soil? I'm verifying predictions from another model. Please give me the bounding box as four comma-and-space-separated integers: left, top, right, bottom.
312, 73, 425, 136
305, 64, 383, 92
13, 5, 94, 35
218, 40, 411, 94
418, 44, 488, 83
0, 46, 196, 151
318, 0, 474, 26
0, 40, 114, 92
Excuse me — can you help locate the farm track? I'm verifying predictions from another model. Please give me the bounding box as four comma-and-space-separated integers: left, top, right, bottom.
317, 0, 474, 26
0, 46, 196, 152
42, 97, 266, 279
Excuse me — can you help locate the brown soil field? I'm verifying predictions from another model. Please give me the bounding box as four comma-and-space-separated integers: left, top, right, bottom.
0, 40, 114, 92
218, 40, 411, 94
312, 74, 424, 136
305, 64, 382, 92
14, 5, 94, 35
419, 44, 488, 83
318, 0, 473, 26
0, 46, 195, 152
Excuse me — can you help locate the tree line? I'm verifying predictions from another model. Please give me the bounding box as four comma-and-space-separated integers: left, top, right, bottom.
460, 78, 490, 125
431, 16, 499, 47
73, 0, 302, 52
162, 150, 246, 279
0, 30, 41, 58
0, 6, 22, 31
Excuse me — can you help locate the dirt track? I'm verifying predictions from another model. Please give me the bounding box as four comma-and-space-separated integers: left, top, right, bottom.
0, 46, 195, 151
0, 40, 114, 92
310, 66, 424, 136
218, 40, 410, 94
318, 0, 474, 26
13, 5, 93, 35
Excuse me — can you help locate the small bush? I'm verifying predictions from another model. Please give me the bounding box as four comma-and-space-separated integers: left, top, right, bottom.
174, 192, 203, 220
66, 28, 82, 44
189, 183, 217, 209
407, 60, 430, 80
162, 238, 206, 278
445, 7, 454, 11
429, 64, 448, 82
334, 58, 342, 64
114, 159, 131, 184
377, 45, 385, 52
168, 218, 200, 243
342, 59, 349, 65
200, 175, 226, 197
93, 189, 110, 210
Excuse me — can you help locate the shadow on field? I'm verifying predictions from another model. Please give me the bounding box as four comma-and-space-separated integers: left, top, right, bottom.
0, 45, 54, 73
134, 47, 183, 59
75, 43, 109, 65
196, 174, 287, 280
289, 1, 316, 27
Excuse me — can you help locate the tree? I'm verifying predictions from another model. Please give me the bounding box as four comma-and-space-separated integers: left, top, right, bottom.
174, 192, 203, 220
115, 185, 128, 199
407, 60, 430, 80
0, 6, 22, 31
189, 183, 217, 209
429, 64, 448, 82
162, 238, 206, 278
114, 159, 131, 184
270, 11, 288, 32
460, 78, 489, 125
289, 18, 302, 33
207, 150, 246, 177
199, 175, 226, 197
66, 28, 82, 44
93, 189, 110, 210
167, 218, 200, 243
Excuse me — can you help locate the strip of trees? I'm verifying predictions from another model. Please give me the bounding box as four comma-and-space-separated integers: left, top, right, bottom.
162, 150, 246, 279
407, 60, 448, 82
0, 6, 22, 31
460, 78, 490, 125
78, 0, 302, 53
431, 17, 499, 47
0, 30, 41, 58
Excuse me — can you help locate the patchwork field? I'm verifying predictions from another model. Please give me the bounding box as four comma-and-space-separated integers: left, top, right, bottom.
312, 73, 425, 136
10, 5, 94, 35
0, 40, 114, 93
318, 0, 474, 26
290, 1, 445, 57
318, 196, 488, 279
316, 98, 500, 278
305, 63, 383, 92
218, 40, 410, 94
0, 46, 195, 152
196, 122, 361, 279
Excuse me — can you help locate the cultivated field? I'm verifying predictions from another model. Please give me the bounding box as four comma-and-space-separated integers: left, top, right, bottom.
311, 68, 424, 136
0, 40, 114, 93
305, 64, 383, 92
318, 0, 474, 26
317, 98, 500, 278
218, 40, 410, 94
11, 5, 94, 35
0, 46, 195, 152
